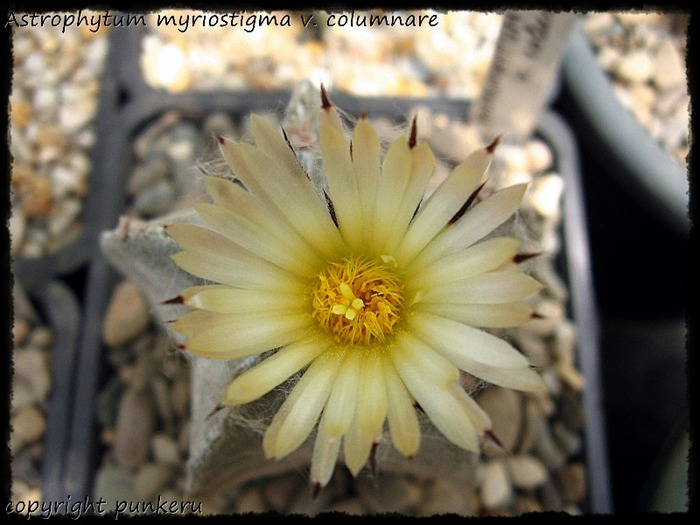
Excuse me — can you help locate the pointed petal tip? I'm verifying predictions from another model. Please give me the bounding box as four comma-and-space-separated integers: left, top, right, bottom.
485, 430, 512, 455
513, 252, 543, 264
212, 131, 226, 145
369, 441, 380, 478
206, 403, 224, 420
408, 115, 418, 149
320, 84, 331, 110
486, 135, 502, 154
311, 482, 323, 500
510, 365, 548, 392
161, 295, 184, 305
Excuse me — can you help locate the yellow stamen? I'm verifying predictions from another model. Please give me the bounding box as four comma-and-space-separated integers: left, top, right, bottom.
312, 256, 404, 345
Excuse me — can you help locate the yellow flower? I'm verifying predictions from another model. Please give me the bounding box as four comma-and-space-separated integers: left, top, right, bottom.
167, 89, 545, 490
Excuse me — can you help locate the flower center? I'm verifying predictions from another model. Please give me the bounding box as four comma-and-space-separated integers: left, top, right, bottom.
312, 256, 404, 345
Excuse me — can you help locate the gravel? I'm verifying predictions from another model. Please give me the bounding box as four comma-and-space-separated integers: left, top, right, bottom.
582, 12, 689, 166
10, 13, 110, 257
10, 289, 55, 507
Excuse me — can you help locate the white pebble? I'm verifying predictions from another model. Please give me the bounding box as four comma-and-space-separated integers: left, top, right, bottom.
614, 50, 654, 84
596, 46, 622, 70
553, 320, 578, 368
83, 37, 109, 71
525, 140, 554, 173
529, 174, 564, 219
114, 387, 156, 468
102, 280, 150, 347
13, 347, 52, 403
147, 42, 192, 93
9, 210, 26, 255
582, 12, 615, 35
506, 455, 549, 489
478, 387, 522, 455
497, 144, 529, 172
50, 165, 80, 199
11, 406, 47, 449
32, 87, 59, 113
481, 460, 512, 509
67, 151, 92, 179
48, 198, 83, 238
58, 98, 97, 133
22, 52, 47, 76
151, 433, 181, 466
73, 129, 96, 149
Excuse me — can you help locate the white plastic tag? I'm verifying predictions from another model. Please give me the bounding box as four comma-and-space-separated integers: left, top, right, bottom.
471, 11, 578, 143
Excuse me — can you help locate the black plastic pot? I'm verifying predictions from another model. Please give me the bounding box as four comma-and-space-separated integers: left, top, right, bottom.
41, 22, 612, 515
562, 22, 689, 237
10, 279, 82, 504
558, 20, 689, 512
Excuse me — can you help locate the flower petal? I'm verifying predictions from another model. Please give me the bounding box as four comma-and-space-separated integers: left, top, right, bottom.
343, 421, 380, 477
405, 237, 521, 288
240, 142, 347, 255
263, 348, 345, 459
384, 142, 436, 254
203, 175, 320, 261
408, 184, 527, 272
184, 312, 311, 360
450, 382, 492, 435
390, 348, 479, 453
195, 202, 320, 278
319, 107, 363, 251
393, 331, 459, 387
460, 359, 546, 391
419, 270, 543, 305
408, 311, 530, 369
355, 351, 388, 439
383, 357, 420, 457
372, 135, 412, 254
311, 414, 342, 489
171, 309, 234, 337
351, 118, 381, 245
320, 350, 362, 438
168, 223, 306, 291
341, 350, 388, 476
184, 286, 304, 314
396, 147, 491, 265
249, 115, 308, 184
218, 136, 346, 259
415, 301, 534, 328
220, 335, 330, 405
